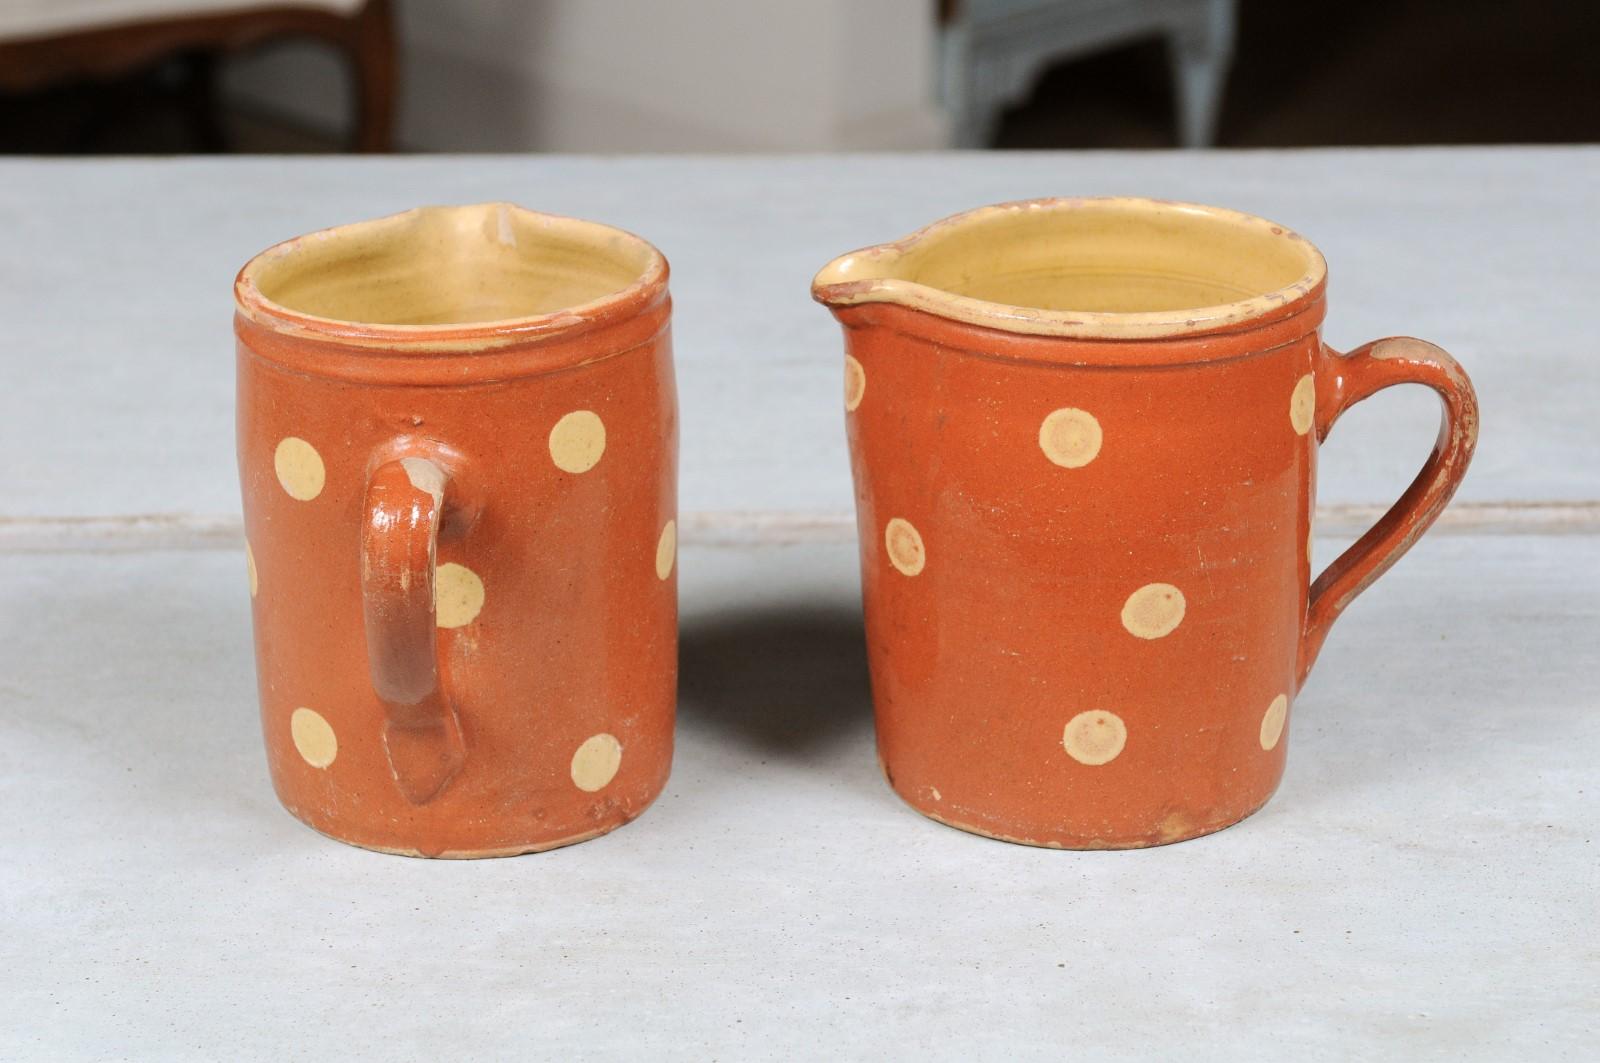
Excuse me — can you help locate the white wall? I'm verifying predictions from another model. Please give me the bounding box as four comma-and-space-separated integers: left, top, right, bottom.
225, 0, 949, 151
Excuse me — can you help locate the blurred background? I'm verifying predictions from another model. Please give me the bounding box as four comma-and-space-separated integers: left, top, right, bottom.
2, 0, 1597, 155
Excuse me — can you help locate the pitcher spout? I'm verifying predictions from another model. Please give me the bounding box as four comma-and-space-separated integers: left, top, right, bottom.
811, 242, 909, 310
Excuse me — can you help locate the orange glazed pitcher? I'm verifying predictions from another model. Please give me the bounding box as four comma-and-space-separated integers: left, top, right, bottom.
813, 198, 1478, 848
235, 204, 678, 857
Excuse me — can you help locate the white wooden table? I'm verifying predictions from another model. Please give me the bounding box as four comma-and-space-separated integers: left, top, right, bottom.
1, 150, 1596, 1060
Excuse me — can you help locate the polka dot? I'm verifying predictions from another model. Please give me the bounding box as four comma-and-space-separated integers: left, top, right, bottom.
1290, 374, 1315, 435
1121, 583, 1186, 639
274, 437, 325, 501
245, 541, 258, 598
844, 355, 866, 412
1260, 694, 1289, 750
884, 517, 925, 576
549, 410, 606, 474
1063, 710, 1127, 766
655, 519, 677, 581
435, 562, 484, 628
571, 733, 622, 792
1039, 407, 1102, 468
290, 707, 337, 768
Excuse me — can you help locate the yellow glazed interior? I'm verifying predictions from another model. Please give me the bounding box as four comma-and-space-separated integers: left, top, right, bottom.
237, 203, 663, 329
812, 197, 1327, 339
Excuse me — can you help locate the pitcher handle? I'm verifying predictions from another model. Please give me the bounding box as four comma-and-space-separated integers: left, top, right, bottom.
1299, 337, 1479, 687
361, 452, 467, 803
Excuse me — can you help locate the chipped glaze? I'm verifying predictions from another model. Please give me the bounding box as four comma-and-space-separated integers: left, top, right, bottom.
814, 197, 1478, 849
236, 203, 678, 857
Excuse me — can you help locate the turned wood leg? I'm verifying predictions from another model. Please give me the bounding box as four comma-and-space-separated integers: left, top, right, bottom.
348, 0, 395, 152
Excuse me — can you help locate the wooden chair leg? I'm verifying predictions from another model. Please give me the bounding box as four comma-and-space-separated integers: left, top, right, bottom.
182, 50, 227, 152
348, 0, 396, 152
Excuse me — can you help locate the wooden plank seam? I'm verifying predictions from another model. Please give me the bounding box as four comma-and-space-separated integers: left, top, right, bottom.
0, 502, 1595, 553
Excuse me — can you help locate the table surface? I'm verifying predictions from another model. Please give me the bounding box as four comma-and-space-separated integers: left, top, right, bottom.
1, 149, 1596, 1061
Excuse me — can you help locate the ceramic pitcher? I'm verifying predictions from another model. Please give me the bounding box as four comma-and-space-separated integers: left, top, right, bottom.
235, 204, 678, 857
813, 197, 1478, 848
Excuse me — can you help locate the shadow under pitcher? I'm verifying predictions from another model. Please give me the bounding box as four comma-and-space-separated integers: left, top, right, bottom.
813, 197, 1479, 849
235, 204, 678, 857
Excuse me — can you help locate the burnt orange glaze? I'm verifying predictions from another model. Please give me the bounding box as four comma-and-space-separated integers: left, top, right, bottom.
235, 205, 678, 857
814, 198, 1477, 849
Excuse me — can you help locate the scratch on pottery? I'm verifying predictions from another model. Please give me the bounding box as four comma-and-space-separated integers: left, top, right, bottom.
1369, 337, 1440, 362
400, 456, 447, 503
1156, 810, 1197, 844
1194, 541, 1221, 601
496, 203, 517, 247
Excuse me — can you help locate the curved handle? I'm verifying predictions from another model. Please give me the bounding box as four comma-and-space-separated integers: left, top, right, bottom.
1299, 337, 1479, 687
362, 455, 466, 804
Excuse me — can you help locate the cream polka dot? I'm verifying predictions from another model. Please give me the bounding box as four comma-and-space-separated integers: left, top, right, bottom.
884, 517, 926, 576
1290, 374, 1315, 436
245, 540, 258, 598
274, 437, 325, 501
549, 410, 606, 474
290, 707, 337, 768
844, 355, 866, 412
1063, 710, 1127, 766
1121, 583, 1186, 639
571, 733, 622, 792
1260, 694, 1289, 751
1039, 407, 1102, 468
435, 562, 484, 628
655, 519, 677, 581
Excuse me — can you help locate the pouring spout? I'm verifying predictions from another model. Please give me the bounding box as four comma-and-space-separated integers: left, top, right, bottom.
810, 243, 908, 309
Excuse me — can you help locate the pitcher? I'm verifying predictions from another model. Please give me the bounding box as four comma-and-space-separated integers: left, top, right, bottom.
812, 197, 1477, 848
236, 203, 678, 857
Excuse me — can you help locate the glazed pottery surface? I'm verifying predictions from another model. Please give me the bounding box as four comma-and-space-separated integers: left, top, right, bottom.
235, 203, 678, 857
813, 197, 1478, 849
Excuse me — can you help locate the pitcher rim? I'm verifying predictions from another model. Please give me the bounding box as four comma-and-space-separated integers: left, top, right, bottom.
810, 196, 1328, 342
234, 202, 669, 354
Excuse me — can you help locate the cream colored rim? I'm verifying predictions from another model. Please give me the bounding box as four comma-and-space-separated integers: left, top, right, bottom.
235, 202, 668, 351
811, 197, 1327, 340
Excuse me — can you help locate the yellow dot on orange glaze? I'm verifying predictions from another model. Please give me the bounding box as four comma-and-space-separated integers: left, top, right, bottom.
1260, 694, 1289, 751
291, 707, 337, 768
245, 541, 258, 598
1290, 374, 1315, 436
274, 437, 325, 501
1039, 407, 1102, 468
844, 355, 866, 412
656, 519, 677, 580
1063, 710, 1127, 766
884, 517, 926, 576
435, 562, 484, 628
571, 733, 622, 792
549, 410, 606, 474
1121, 582, 1186, 639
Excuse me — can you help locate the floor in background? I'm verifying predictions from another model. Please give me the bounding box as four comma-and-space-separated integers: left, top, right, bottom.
998, 0, 1600, 148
